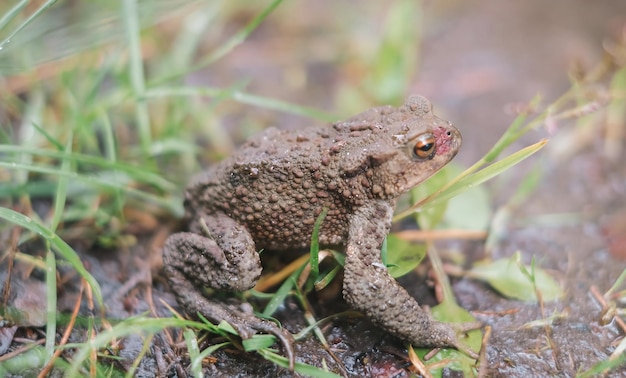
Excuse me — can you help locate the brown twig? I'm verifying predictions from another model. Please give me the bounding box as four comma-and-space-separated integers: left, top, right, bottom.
591, 285, 626, 333
0, 338, 45, 362
476, 325, 492, 378
408, 345, 433, 378
394, 229, 487, 242
254, 253, 310, 292
2, 225, 20, 306
37, 279, 85, 378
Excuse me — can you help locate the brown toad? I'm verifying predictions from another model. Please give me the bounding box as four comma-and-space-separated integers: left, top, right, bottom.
163, 95, 476, 369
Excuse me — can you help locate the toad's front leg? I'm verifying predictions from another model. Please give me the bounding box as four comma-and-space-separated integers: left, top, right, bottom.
342, 200, 479, 356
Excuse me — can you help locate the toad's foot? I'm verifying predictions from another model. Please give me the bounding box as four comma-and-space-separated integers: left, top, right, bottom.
444, 321, 483, 359
407, 318, 482, 359
168, 274, 295, 370
454, 321, 483, 359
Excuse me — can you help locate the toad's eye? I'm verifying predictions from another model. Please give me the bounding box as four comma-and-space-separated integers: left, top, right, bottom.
412, 133, 436, 160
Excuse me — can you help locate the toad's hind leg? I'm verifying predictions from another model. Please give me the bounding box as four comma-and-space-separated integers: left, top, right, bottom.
162, 213, 295, 369
166, 211, 263, 292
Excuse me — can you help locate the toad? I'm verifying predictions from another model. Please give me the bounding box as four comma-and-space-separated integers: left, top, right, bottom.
163, 95, 478, 369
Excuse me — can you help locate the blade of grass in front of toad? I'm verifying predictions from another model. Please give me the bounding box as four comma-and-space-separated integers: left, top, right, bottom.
393, 98, 542, 221
262, 207, 329, 316
257, 349, 342, 378
420, 139, 549, 211
65, 317, 210, 377
262, 265, 305, 318
0, 208, 104, 308
405, 78, 610, 219
309, 207, 329, 281
184, 328, 204, 378
124, 333, 154, 378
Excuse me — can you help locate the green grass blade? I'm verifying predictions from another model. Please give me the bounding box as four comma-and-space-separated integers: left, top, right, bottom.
14, 91, 44, 185
242, 334, 277, 352
166, 3, 218, 73
50, 134, 73, 232
184, 328, 203, 378
482, 95, 541, 163
144, 86, 336, 121
0, 0, 58, 51
31, 122, 64, 150
65, 317, 201, 377
125, 334, 153, 378
196, 341, 230, 362
606, 269, 626, 298
261, 260, 309, 317
0, 145, 177, 192
44, 250, 57, 364
98, 110, 126, 217
151, 0, 284, 85
262, 275, 297, 318
256, 349, 342, 378
309, 207, 328, 280
313, 265, 342, 291
0, 345, 47, 374
577, 353, 626, 378
122, 0, 151, 156
0, 161, 181, 214
202, 0, 283, 65
0, 0, 28, 31
0, 208, 103, 308
422, 139, 548, 210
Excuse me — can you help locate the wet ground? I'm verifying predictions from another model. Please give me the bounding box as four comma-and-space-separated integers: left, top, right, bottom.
4, 0, 626, 377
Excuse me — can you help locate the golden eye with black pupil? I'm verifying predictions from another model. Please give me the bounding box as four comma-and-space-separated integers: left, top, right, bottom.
412, 133, 436, 159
